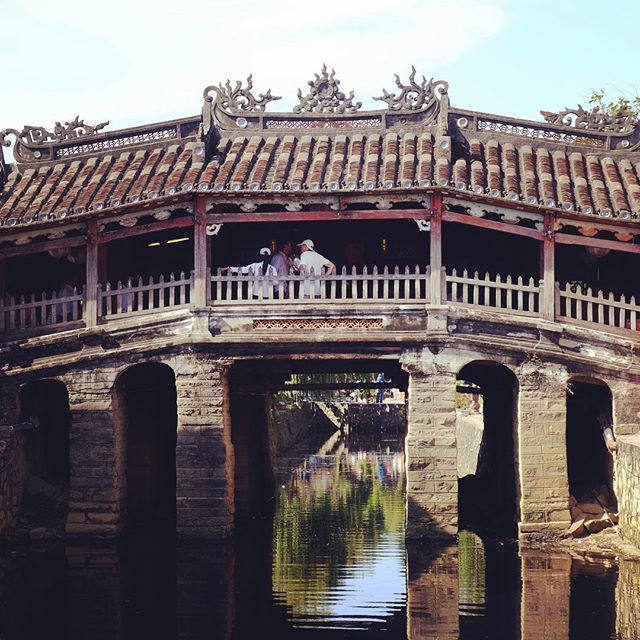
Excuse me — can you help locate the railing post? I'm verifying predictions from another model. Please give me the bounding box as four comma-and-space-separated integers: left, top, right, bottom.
430, 192, 443, 305
193, 197, 208, 307
540, 213, 555, 321
85, 218, 99, 328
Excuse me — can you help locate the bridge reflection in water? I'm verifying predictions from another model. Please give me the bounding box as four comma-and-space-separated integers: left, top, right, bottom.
0, 433, 636, 640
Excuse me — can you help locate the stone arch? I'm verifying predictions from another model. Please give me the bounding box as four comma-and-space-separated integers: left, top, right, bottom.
18, 378, 71, 529
114, 361, 178, 532
565, 376, 616, 509
456, 360, 520, 536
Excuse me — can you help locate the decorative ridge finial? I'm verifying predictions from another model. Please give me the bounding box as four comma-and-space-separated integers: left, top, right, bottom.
0, 116, 109, 150
540, 104, 636, 134
203, 75, 281, 114
293, 64, 361, 114
374, 66, 449, 111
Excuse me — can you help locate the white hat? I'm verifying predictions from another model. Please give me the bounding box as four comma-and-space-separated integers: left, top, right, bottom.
298, 239, 314, 250
259, 247, 271, 256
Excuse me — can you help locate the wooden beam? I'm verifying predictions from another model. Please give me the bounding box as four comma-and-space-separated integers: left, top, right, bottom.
193, 198, 208, 307
0, 235, 86, 259
85, 218, 99, 328
430, 192, 443, 304
97, 216, 193, 244
443, 210, 545, 241
555, 232, 640, 255
540, 212, 555, 321
205, 208, 432, 224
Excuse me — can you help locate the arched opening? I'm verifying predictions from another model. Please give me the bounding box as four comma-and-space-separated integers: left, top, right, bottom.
566, 378, 615, 509
18, 379, 71, 529
116, 363, 177, 532
456, 361, 519, 536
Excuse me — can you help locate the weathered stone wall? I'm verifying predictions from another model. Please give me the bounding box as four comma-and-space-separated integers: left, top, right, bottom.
170, 354, 234, 540
517, 362, 571, 537
0, 424, 29, 537
404, 352, 458, 538
616, 558, 640, 640
270, 401, 338, 454
615, 433, 640, 549
62, 367, 124, 537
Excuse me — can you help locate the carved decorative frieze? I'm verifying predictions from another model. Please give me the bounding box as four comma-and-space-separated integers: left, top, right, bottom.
0, 116, 109, 149
203, 75, 281, 114
375, 66, 449, 112
540, 104, 636, 134
253, 318, 383, 330
294, 65, 361, 114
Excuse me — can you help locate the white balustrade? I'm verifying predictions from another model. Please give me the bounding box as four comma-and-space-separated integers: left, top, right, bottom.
209, 265, 431, 304
557, 282, 640, 332
99, 271, 192, 318
0, 287, 83, 333
445, 269, 540, 315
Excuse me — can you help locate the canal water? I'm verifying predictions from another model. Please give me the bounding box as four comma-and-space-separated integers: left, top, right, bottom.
0, 430, 637, 639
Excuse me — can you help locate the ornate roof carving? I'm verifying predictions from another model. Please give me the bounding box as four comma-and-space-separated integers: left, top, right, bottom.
540, 104, 636, 134
203, 75, 281, 114
0, 116, 109, 149
374, 67, 449, 112
293, 65, 361, 114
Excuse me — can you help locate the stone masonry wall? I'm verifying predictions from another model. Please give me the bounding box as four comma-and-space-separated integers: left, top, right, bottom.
62, 367, 125, 537
404, 356, 458, 538
616, 558, 640, 640
170, 354, 234, 540
615, 433, 640, 549
0, 425, 29, 537
517, 361, 571, 536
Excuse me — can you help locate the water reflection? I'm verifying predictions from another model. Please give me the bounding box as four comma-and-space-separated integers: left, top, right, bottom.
272, 448, 406, 631
0, 434, 638, 639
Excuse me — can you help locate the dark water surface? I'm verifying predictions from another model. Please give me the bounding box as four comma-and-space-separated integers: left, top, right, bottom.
0, 434, 637, 639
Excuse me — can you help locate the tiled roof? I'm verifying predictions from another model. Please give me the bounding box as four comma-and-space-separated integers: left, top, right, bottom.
1, 118, 640, 229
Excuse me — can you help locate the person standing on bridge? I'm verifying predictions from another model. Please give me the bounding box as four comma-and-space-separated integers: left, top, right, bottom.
296, 239, 335, 297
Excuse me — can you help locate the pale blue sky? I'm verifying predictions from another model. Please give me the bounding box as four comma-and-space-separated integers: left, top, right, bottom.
1, 0, 638, 136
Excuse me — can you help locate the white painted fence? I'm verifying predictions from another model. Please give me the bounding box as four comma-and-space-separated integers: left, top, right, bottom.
99, 272, 192, 318
209, 265, 431, 304
0, 288, 83, 333
445, 269, 540, 316
556, 283, 640, 332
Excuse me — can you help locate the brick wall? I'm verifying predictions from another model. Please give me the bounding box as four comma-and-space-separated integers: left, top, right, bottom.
615, 433, 640, 549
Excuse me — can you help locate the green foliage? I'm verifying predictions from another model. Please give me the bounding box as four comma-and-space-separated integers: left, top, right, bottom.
588, 89, 640, 120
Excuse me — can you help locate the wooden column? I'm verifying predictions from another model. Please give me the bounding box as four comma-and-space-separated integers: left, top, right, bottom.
540, 212, 555, 321
85, 218, 99, 328
430, 192, 443, 304
193, 197, 209, 307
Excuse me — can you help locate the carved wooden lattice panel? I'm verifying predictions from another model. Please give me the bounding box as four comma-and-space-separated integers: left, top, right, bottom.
265, 118, 381, 130
252, 318, 384, 330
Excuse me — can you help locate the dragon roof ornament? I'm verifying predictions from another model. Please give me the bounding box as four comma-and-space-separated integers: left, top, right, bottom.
540, 104, 636, 134
374, 67, 449, 111
293, 65, 361, 114
0, 116, 109, 149
203, 75, 281, 114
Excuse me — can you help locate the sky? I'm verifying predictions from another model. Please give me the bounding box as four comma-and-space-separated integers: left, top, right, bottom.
1, 0, 639, 141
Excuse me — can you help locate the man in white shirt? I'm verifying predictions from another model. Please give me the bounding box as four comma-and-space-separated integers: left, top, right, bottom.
297, 239, 335, 297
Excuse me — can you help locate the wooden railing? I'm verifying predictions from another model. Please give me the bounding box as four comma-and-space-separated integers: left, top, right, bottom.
98, 272, 192, 319
444, 269, 541, 316
556, 283, 640, 332
209, 266, 431, 304
0, 287, 83, 333
2, 267, 640, 337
